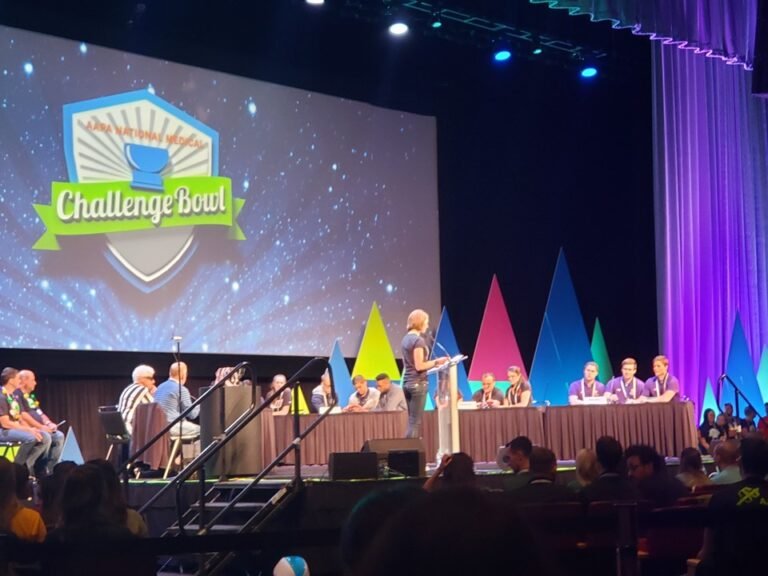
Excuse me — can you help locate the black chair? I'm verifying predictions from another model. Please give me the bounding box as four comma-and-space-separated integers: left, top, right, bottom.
98, 405, 130, 465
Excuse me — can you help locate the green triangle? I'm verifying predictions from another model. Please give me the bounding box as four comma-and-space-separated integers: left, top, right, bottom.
590, 318, 613, 382
352, 302, 401, 380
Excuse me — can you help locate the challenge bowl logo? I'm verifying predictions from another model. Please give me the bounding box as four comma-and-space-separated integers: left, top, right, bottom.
33, 89, 244, 291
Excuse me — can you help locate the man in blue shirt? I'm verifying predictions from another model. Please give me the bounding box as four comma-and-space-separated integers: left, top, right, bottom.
154, 362, 199, 438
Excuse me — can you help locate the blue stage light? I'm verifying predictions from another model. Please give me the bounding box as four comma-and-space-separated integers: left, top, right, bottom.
23, 62, 33, 76
493, 50, 512, 62
580, 66, 598, 78
431, 20, 442, 29
389, 22, 409, 36
305, 0, 324, 5
532, 48, 543, 55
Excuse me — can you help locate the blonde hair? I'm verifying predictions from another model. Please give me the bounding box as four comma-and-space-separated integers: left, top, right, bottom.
652, 355, 669, 367
621, 358, 637, 368
407, 309, 429, 332
575, 449, 599, 486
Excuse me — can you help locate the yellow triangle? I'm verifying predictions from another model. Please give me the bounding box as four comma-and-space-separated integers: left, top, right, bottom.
293, 386, 311, 415
352, 302, 401, 380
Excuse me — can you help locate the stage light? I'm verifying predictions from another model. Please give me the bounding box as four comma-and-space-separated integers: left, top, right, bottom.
430, 11, 442, 28
580, 66, 598, 78
389, 22, 409, 36
493, 49, 512, 62
22, 62, 33, 75
305, 0, 324, 5
532, 47, 543, 55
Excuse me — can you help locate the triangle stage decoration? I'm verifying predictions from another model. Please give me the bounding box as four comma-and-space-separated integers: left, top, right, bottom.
467, 275, 527, 383
722, 313, 763, 416
427, 307, 471, 408
590, 318, 613, 383
351, 302, 401, 382
701, 378, 719, 418
60, 426, 84, 465
293, 386, 311, 415
756, 346, 768, 405
529, 249, 593, 406
329, 339, 353, 407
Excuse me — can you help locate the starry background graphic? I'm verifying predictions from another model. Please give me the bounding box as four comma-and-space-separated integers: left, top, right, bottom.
0, 25, 441, 356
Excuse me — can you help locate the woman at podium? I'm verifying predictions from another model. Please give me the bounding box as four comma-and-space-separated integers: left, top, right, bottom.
401, 309, 448, 438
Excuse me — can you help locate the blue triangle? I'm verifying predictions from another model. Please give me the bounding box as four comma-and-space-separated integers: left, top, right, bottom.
701, 378, 719, 420
328, 339, 353, 407
426, 307, 471, 408
529, 250, 593, 406
60, 427, 84, 465
722, 313, 763, 417
756, 347, 768, 405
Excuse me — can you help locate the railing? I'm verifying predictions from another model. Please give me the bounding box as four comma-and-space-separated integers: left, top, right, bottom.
717, 373, 765, 420
134, 357, 333, 533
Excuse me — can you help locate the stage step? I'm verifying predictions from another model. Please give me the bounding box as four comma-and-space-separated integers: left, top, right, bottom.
190, 501, 266, 511
168, 523, 243, 534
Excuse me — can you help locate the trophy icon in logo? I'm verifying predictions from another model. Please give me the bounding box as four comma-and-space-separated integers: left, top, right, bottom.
124, 143, 169, 191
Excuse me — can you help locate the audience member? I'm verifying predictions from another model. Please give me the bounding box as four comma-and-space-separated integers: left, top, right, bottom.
709, 440, 742, 485
501, 436, 533, 491
13, 463, 32, 504
117, 365, 156, 435
568, 448, 599, 492
507, 447, 576, 504
88, 459, 148, 537
697, 436, 768, 575
339, 486, 427, 575
758, 402, 768, 438
676, 447, 711, 489
375, 373, 407, 412
625, 444, 688, 507
424, 452, 475, 492
698, 408, 725, 454
0, 458, 46, 542
471, 372, 504, 408
344, 375, 380, 412
741, 405, 758, 434
39, 461, 77, 531
356, 487, 556, 576
581, 436, 638, 502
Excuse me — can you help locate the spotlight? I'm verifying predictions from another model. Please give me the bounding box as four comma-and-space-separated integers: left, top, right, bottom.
389, 22, 409, 36
493, 49, 512, 62
305, 0, 324, 4
532, 47, 543, 55
430, 11, 442, 28
580, 66, 598, 78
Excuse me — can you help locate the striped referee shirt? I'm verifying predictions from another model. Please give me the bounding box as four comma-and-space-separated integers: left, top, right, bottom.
118, 383, 153, 435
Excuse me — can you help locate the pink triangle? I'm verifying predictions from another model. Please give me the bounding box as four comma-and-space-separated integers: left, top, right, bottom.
468, 275, 527, 381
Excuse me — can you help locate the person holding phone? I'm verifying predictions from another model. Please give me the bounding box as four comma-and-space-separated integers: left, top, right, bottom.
16, 370, 64, 476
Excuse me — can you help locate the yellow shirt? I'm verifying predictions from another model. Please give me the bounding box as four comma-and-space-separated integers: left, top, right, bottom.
11, 506, 47, 542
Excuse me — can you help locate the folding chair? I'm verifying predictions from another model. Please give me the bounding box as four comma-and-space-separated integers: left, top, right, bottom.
98, 405, 131, 464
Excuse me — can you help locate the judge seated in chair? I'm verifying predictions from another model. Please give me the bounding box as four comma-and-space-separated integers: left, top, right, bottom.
154, 362, 199, 439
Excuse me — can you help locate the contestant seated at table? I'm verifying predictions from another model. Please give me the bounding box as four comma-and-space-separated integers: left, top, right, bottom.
374, 373, 406, 412
644, 355, 680, 403
471, 373, 504, 408
344, 374, 380, 413
504, 366, 531, 407
603, 357, 648, 404
310, 369, 337, 412
269, 374, 292, 415
567, 361, 605, 405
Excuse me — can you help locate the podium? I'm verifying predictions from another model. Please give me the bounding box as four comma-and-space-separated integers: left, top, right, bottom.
199, 384, 269, 477
429, 354, 467, 462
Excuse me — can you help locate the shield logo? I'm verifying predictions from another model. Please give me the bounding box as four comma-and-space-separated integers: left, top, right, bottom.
62, 89, 219, 292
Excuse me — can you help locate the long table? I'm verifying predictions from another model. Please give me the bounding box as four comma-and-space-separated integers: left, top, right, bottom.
271, 402, 697, 465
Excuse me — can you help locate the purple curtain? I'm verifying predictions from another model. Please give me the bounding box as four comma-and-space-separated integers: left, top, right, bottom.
653, 42, 768, 414
531, 0, 757, 69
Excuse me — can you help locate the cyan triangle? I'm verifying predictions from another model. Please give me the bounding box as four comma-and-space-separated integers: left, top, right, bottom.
722, 313, 763, 417
427, 307, 471, 406
756, 347, 768, 405
529, 249, 593, 405
701, 378, 719, 418
328, 339, 353, 408
60, 427, 84, 465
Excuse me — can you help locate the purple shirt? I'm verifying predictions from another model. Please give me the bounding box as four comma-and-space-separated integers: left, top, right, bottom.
605, 377, 648, 403
568, 379, 605, 400
645, 374, 680, 399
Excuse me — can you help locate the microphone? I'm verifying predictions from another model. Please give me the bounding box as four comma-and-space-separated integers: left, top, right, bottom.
718, 373, 727, 383
172, 335, 183, 342
434, 340, 451, 358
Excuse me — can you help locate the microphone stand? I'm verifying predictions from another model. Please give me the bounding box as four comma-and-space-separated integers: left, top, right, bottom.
172, 336, 183, 448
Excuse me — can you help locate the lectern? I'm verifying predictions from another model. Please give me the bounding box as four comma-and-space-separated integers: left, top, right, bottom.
429, 354, 467, 462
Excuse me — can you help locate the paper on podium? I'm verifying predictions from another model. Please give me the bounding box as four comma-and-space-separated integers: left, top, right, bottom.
427, 354, 467, 374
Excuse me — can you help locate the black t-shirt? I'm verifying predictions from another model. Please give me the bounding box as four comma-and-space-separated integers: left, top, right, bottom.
0, 387, 22, 423
699, 422, 725, 443
401, 332, 429, 387
14, 389, 44, 424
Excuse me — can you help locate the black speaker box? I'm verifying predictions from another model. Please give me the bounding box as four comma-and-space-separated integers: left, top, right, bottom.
361, 438, 426, 477
328, 451, 378, 481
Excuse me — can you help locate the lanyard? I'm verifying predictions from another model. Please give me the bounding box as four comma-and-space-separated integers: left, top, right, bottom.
655, 374, 667, 397
620, 378, 636, 399
581, 379, 596, 398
